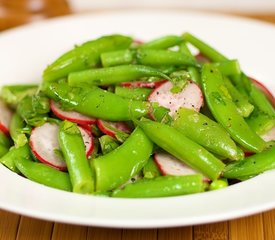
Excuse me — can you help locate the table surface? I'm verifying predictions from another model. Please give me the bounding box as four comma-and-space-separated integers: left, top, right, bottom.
0, 1, 275, 239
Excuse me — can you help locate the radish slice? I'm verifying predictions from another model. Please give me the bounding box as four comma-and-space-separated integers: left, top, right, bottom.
121, 80, 167, 88
148, 81, 203, 117
154, 151, 210, 181
251, 78, 275, 107
195, 53, 210, 63
50, 100, 96, 125
261, 126, 275, 142
0, 100, 13, 135
30, 122, 93, 170
97, 119, 132, 141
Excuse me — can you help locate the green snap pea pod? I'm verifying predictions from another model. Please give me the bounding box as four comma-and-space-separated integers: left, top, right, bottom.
114, 86, 152, 101
209, 178, 228, 191
9, 113, 28, 148
214, 60, 241, 76
173, 108, 243, 160
183, 32, 275, 117
100, 49, 135, 67
0, 84, 38, 107
92, 127, 153, 192
201, 64, 266, 153
139, 35, 183, 49
223, 77, 254, 117
68, 65, 171, 87
0, 144, 31, 173
43, 34, 133, 82
44, 81, 151, 121
182, 32, 227, 62
0, 131, 12, 149
112, 174, 204, 198
0, 145, 9, 158
14, 157, 72, 192
59, 121, 94, 194
142, 156, 161, 179
98, 135, 120, 155
179, 42, 201, 84
136, 118, 225, 180
246, 107, 275, 135
137, 49, 199, 67
223, 146, 275, 179
17, 95, 50, 126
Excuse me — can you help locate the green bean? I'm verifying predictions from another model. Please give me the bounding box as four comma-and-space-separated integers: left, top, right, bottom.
112, 174, 204, 198
142, 156, 161, 179
0, 144, 31, 173
9, 113, 28, 148
0, 145, 9, 158
223, 77, 254, 117
0, 131, 12, 149
14, 157, 72, 191
137, 49, 199, 67
209, 178, 228, 191
98, 135, 120, 155
136, 118, 225, 180
201, 64, 266, 153
43, 34, 133, 82
68, 65, 171, 87
92, 127, 153, 192
0, 84, 38, 107
214, 60, 241, 76
223, 146, 275, 179
139, 35, 183, 49
173, 108, 243, 160
59, 121, 94, 194
43, 81, 151, 121
114, 86, 152, 101
100, 49, 135, 67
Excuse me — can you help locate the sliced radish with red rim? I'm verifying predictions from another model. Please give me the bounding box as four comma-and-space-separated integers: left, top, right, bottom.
30, 122, 93, 170
148, 80, 203, 117
121, 80, 167, 88
261, 126, 275, 142
50, 100, 96, 126
0, 100, 13, 135
154, 151, 210, 182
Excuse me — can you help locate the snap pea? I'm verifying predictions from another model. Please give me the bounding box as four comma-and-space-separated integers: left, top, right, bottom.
14, 157, 72, 191
0, 131, 12, 149
92, 127, 153, 192
142, 156, 161, 179
0, 84, 38, 107
139, 35, 183, 49
59, 121, 94, 194
214, 60, 241, 76
114, 86, 152, 101
173, 108, 243, 160
100, 49, 134, 67
68, 65, 171, 87
98, 135, 120, 155
0, 145, 8, 158
0, 144, 31, 173
137, 49, 199, 67
209, 178, 228, 191
223, 146, 275, 179
112, 174, 204, 198
43, 34, 133, 82
43, 81, 151, 121
201, 64, 266, 153
9, 113, 28, 148
136, 118, 225, 180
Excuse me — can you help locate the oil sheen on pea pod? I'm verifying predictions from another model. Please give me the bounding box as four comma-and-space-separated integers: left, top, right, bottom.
92, 127, 153, 192
43, 34, 133, 82
201, 64, 266, 153
136, 118, 225, 180
173, 108, 243, 160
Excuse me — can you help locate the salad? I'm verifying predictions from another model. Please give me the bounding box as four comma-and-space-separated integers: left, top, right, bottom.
0, 33, 274, 198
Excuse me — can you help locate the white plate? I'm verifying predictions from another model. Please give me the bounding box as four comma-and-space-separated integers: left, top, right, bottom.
0, 10, 275, 228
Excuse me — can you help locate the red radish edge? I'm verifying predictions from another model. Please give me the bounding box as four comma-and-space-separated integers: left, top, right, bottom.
195, 53, 211, 63
97, 119, 131, 139
121, 80, 167, 88
30, 123, 93, 171
154, 152, 210, 182
50, 100, 96, 126
0, 100, 13, 135
148, 80, 204, 117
